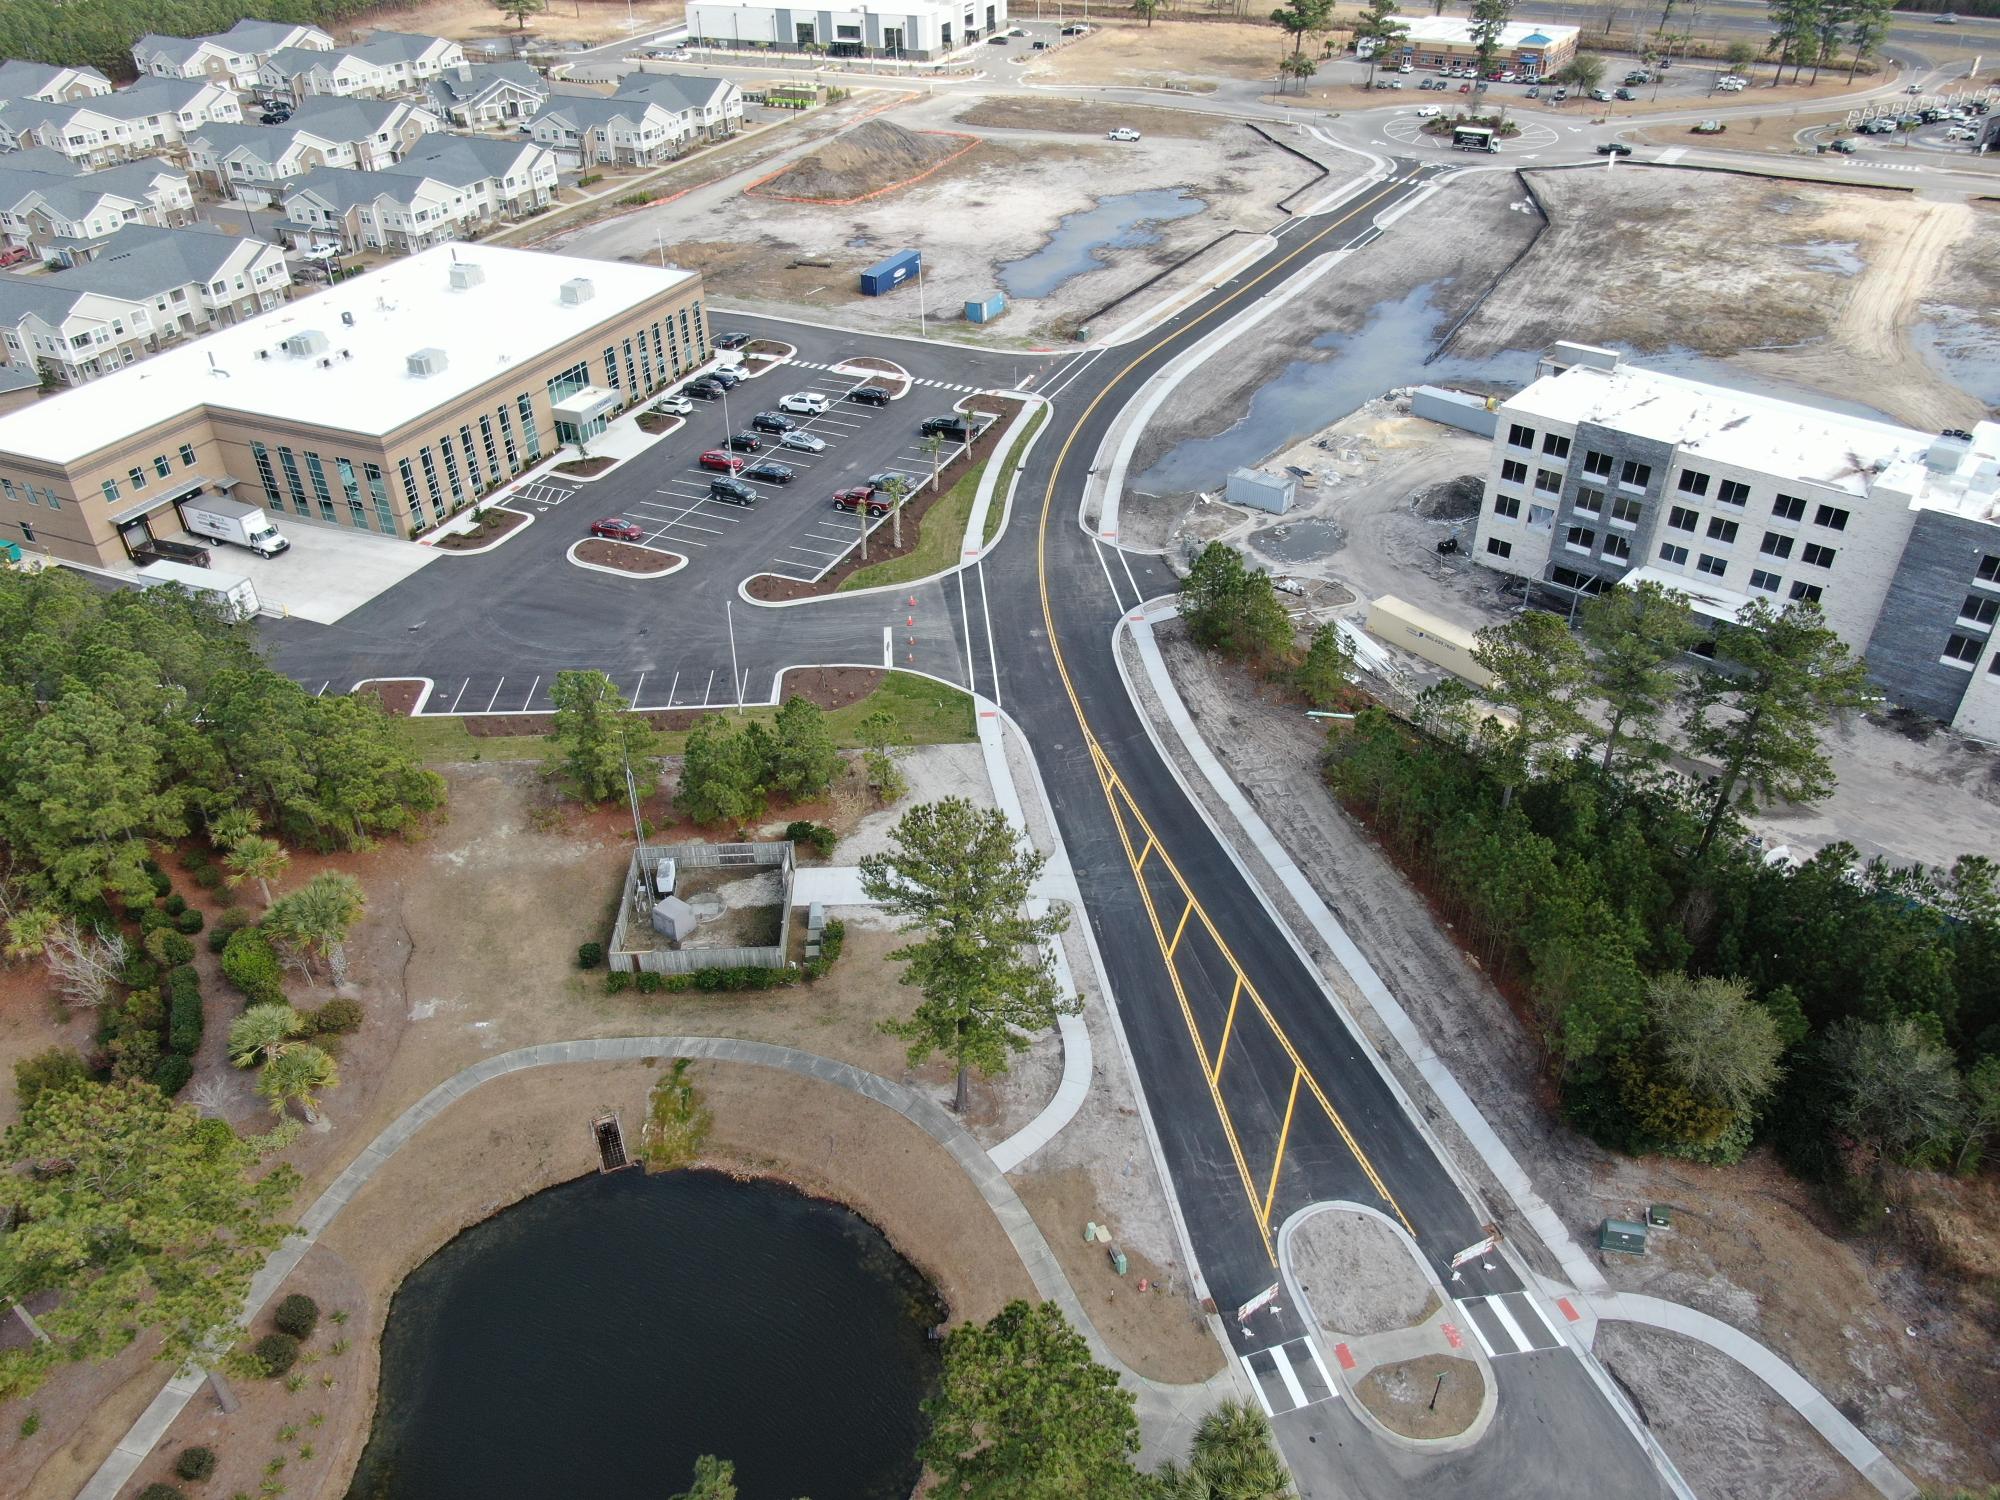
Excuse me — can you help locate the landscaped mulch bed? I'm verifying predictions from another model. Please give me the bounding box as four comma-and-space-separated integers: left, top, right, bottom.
575, 538, 683, 574
555, 456, 616, 477
356, 679, 427, 715
840, 355, 911, 397
457, 667, 888, 736
744, 395, 1027, 602
637, 413, 676, 434
432, 508, 528, 550
745, 339, 792, 358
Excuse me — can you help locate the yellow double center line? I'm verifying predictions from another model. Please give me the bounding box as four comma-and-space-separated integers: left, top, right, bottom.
1035, 171, 1422, 1262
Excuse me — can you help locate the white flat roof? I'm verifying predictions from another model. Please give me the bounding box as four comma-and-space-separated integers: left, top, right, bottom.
1505, 359, 2000, 521
0, 244, 694, 466
1403, 17, 1579, 47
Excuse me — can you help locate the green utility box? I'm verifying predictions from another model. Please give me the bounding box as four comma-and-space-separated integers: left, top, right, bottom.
1599, 1218, 1648, 1256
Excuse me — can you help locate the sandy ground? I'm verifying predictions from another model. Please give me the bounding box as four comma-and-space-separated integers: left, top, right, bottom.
1289, 1209, 1437, 1337
1018, 16, 1337, 92
1448, 167, 1985, 432
1354, 1354, 1483, 1437
344, 0, 685, 47
1915, 197, 2000, 407
1131, 618, 2000, 1493
560, 89, 1315, 341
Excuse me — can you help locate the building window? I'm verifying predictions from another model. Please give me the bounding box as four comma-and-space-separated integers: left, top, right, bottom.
459, 425, 482, 492
1943, 633, 1981, 667
128, 466, 147, 490
250, 441, 282, 508
1659, 542, 1689, 566
19, 520, 31, 542
1550, 566, 1607, 595
1499, 458, 1528, 485
277, 447, 310, 517
546, 361, 589, 401
42, 489, 60, 512
1602, 533, 1630, 561
0, 479, 13, 503
1620, 459, 1652, 489
1492, 493, 1520, 520
440, 436, 466, 502
101, 479, 119, 503
1801, 542, 1836, 568
623, 338, 638, 393
364, 463, 394, 534
1814, 504, 1849, 531
1541, 432, 1571, 460
1573, 488, 1601, 516
1527, 504, 1555, 528
179, 443, 197, 467
517, 395, 541, 460
1609, 494, 1642, 526
1960, 594, 1999, 628
1790, 581, 1823, 603
1667, 506, 1697, 532
1535, 468, 1563, 495
302, 451, 336, 522
1696, 553, 1727, 578
1566, 525, 1595, 552
1772, 493, 1806, 523
1486, 536, 1512, 558
1761, 532, 1793, 559
637, 335, 652, 392
479, 416, 500, 477
1717, 479, 1749, 507
418, 446, 446, 521
1749, 569, 1781, 593
1979, 554, 2000, 584
602, 344, 619, 389
1706, 517, 1739, 544
1677, 468, 1710, 496
497, 405, 520, 471
1506, 422, 1533, 448
1582, 449, 1612, 479
153, 454, 172, 479
398, 456, 422, 522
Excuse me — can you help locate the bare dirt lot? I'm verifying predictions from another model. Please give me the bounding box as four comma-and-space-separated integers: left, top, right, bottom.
1289, 1208, 1438, 1337
1020, 16, 1323, 91
1354, 1354, 1484, 1438
346, 0, 684, 46
1132, 617, 2000, 1495
1447, 167, 1985, 431
752, 118, 975, 202
953, 96, 1227, 138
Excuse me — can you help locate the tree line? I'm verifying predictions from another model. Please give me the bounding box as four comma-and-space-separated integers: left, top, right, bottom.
1182, 546, 1998, 1216
0, 0, 433, 78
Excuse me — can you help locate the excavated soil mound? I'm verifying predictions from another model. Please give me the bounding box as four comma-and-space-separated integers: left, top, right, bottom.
756, 120, 974, 203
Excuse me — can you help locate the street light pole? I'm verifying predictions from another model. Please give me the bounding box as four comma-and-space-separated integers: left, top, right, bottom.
726, 599, 742, 711
917, 253, 927, 338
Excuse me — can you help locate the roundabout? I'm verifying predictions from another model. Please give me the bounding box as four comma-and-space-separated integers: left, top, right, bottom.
1382, 111, 1562, 151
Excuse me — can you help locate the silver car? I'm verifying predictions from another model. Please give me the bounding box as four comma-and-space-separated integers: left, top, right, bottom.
779, 429, 826, 454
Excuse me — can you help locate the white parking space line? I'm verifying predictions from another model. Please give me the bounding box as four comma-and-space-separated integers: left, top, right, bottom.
702, 670, 714, 705
521, 675, 539, 711
667, 670, 680, 705
632, 671, 647, 707
315, 681, 330, 696
446, 678, 468, 712
783, 542, 847, 558
485, 678, 504, 713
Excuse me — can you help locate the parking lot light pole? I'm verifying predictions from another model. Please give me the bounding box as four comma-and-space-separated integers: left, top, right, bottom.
727, 599, 742, 713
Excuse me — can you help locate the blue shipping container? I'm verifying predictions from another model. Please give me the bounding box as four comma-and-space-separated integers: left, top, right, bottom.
964, 292, 1006, 323
860, 249, 920, 297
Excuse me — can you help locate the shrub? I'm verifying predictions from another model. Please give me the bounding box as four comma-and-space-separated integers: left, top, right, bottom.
15, 1047, 91, 1112
168, 981, 204, 1056
139, 907, 175, 936
147, 868, 173, 899
274, 1294, 319, 1341
138, 1485, 186, 1500
221, 928, 285, 1007
635, 971, 664, 995
255, 1332, 300, 1377
191, 863, 225, 891
121, 952, 161, 990
785, 820, 838, 859
164, 894, 188, 917
209, 907, 253, 955
577, 942, 603, 970
803, 918, 847, 981
305, 998, 364, 1037
604, 971, 632, 994
146, 927, 196, 967
151, 1054, 195, 1097
176, 909, 205, 935
174, 1446, 217, 1482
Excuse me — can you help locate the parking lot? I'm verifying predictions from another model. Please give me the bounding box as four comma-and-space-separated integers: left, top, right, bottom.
588, 360, 988, 588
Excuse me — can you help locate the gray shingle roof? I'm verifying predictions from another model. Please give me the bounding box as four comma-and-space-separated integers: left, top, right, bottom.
56, 223, 263, 298
615, 70, 733, 112
0, 156, 184, 220
426, 61, 546, 110
131, 34, 212, 67
380, 134, 540, 186
353, 31, 455, 65
0, 59, 111, 95
531, 95, 666, 133
88, 78, 220, 121
284, 166, 419, 211
263, 46, 365, 78
0, 363, 37, 394
286, 96, 422, 139
186, 121, 317, 167
219, 19, 325, 52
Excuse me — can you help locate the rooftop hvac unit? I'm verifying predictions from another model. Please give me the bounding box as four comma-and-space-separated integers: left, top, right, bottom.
340, 309, 355, 325
1927, 430, 1974, 473
318, 356, 334, 368
254, 348, 270, 359
448, 260, 485, 290
282, 328, 329, 358
406, 347, 448, 378
558, 276, 594, 306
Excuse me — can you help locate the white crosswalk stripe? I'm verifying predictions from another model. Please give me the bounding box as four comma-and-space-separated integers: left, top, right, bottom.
1456, 1292, 1567, 1358
1240, 1336, 1339, 1416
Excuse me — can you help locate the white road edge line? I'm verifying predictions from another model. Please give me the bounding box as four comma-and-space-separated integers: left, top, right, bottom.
1301, 1335, 1338, 1398
1519, 1289, 1565, 1347
882, 626, 892, 668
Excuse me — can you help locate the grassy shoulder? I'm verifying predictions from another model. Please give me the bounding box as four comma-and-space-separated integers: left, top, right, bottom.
986, 405, 1047, 549
389, 672, 976, 763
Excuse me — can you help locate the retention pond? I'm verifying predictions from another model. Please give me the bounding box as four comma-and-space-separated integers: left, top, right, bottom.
999, 187, 1206, 300
346, 1168, 943, 1500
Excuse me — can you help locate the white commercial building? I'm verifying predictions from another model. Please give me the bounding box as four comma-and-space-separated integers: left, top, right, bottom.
1390, 17, 1579, 76
686, 0, 1008, 59
1470, 344, 2000, 738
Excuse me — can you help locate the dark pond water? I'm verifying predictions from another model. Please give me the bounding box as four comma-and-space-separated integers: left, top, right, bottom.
999, 187, 1208, 300
345, 1169, 943, 1500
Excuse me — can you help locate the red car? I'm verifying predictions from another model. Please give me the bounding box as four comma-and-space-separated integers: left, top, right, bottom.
699, 449, 746, 473
590, 517, 644, 541
832, 487, 891, 517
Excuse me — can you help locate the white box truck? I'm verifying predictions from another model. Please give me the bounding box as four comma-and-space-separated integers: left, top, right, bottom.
182, 496, 290, 557
136, 559, 260, 621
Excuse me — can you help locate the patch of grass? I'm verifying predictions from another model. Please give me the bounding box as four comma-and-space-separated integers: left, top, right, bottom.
985, 405, 1048, 549
840, 459, 987, 594
387, 718, 555, 764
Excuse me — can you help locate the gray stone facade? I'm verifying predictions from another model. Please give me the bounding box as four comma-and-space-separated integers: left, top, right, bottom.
1863, 509, 1996, 722
1539, 420, 1675, 590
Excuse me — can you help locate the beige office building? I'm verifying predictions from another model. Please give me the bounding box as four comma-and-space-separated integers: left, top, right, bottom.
0, 244, 707, 568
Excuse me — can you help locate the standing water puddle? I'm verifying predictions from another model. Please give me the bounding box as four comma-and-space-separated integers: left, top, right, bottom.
998, 188, 1206, 300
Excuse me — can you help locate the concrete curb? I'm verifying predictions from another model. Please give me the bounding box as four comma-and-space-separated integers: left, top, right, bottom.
420, 504, 533, 556
958, 393, 1051, 562
564, 538, 689, 578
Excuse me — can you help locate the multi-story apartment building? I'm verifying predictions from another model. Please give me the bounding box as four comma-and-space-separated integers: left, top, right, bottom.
280, 136, 557, 253
1470, 344, 2000, 738
0, 157, 194, 260
0, 224, 291, 384
259, 32, 466, 102
528, 71, 743, 165
0, 245, 708, 564
424, 62, 549, 129
0, 80, 241, 166
0, 59, 114, 103
132, 21, 335, 89
186, 98, 442, 203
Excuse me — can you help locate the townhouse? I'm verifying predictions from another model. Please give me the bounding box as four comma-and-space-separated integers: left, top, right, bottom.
281, 136, 556, 253
1470, 343, 2000, 738
527, 71, 742, 166
0, 157, 195, 261
260, 32, 466, 102
0, 223, 291, 385
132, 21, 334, 88
0, 60, 114, 103
0, 80, 241, 167
614, 70, 742, 143
186, 98, 441, 204
424, 61, 549, 129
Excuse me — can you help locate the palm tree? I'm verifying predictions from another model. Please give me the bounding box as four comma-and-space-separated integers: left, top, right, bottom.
228, 1003, 305, 1070
209, 807, 260, 850
223, 835, 289, 909
881, 475, 913, 553
267, 873, 366, 985
1188, 1400, 1293, 1498
257, 1043, 339, 1122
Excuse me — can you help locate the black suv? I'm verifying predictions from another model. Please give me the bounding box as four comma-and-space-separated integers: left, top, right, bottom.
724, 432, 762, 453
708, 476, 757, 506
920, 413, 973, 440
744, 460, 795, 485
714, 332, 751, 350
847, 385, 891, 406
750, 411, 795, 433
684, 378, 723, 399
